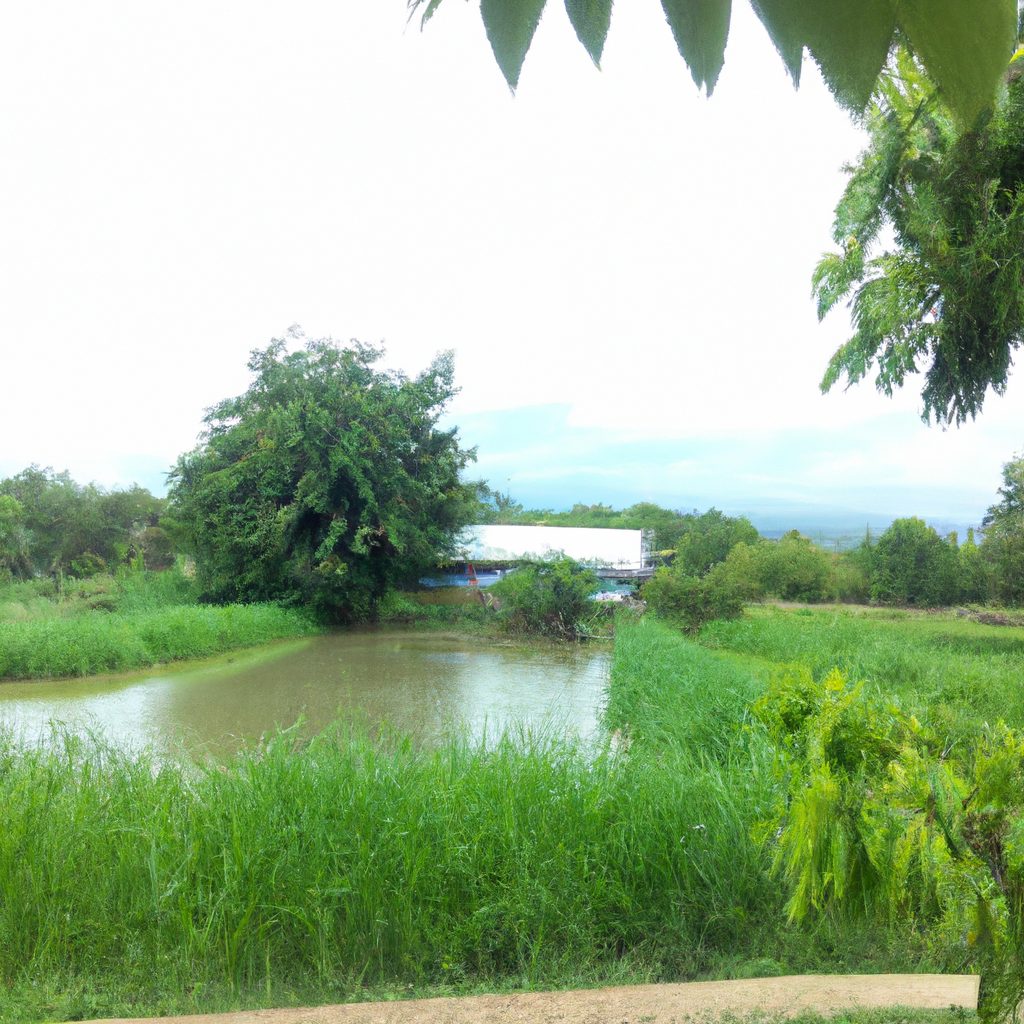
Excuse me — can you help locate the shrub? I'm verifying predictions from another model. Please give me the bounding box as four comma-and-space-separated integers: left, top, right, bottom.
752, 664, 1024, 1021
824, 556, 871, 602
673, 509, 760, 575
488, 556, 600, 638
641, 559, 746, 632
960, 527, 995, 603
871, 517, 960, 605
746, 532, 832, 602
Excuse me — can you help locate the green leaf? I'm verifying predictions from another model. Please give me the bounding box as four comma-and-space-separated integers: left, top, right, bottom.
419, 0, 445, 28
660, 0, 732, 95
748, 0, 803, 82
480, 0, 549, 91
895, 0, 1017, 124
406, 0, 445, 30
751, 0, 896, 112
565, 0, 613, 67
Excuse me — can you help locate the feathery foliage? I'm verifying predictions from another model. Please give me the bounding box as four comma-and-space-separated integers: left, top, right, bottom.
815, 46, 1024, 424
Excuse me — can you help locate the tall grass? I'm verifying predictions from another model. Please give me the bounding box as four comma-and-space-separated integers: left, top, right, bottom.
377, 590, 490, 628
0, 614, 974, 1022
0, 720, 784, 1012
0, 604, 320, 680
700, 606, 1024, 733
606, 616, 770, 754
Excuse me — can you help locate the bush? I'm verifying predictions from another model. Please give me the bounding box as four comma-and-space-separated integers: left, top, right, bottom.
744, 532, 831, 602
824, 556, 870, 602
642, 559, 746, 632
714, 536, 868, 605
673, 509, 760, 575
487, 557, 600, 638
960, 527, 995, 603
871, 517, 960, 606
376, 589, 488, 626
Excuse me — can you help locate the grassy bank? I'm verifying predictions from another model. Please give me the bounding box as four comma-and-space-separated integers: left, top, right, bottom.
699, 605, 1024, 736
0, 571, 321, 680
2, 611, 989, 1023
377, 589, 491, 631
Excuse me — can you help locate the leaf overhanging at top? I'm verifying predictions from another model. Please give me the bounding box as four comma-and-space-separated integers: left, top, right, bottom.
750, 0, 896, 112
661, 0, 732, 95
480, 0, 549, 91
408, 0, 1015, 123
564, 0, 613, 67
894, 0, 1018, 124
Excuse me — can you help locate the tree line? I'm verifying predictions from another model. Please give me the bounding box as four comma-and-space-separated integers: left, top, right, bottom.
4, 331, 1024, 621
0, 468, 172, 581
641, 455, 1024, 630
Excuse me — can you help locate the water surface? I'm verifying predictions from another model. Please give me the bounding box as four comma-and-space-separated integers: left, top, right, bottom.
0, 628, 610, 753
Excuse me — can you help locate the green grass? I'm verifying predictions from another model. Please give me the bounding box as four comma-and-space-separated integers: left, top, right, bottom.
606, 614, 770, 753
0, 577, 321, 679
0, 570, 322, 680
0, 610, 996, 1023
376, 589, 491, 631
699, 606, 1024, 737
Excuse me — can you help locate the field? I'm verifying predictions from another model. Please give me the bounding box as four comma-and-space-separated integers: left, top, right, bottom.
0, 572, 321, 680
700, 605, 1024, 737
2, 606, 1019, 1022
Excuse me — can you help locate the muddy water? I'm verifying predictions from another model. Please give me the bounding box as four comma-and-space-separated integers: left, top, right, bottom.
0, 629, 610, 753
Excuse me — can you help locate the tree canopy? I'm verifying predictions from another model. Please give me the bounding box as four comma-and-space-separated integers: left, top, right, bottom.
0, 467, 165, 578
409, 0, 1017, 122
981, 451, 1024, 602
814, 45, 1024, 424
168, 333, 478, 620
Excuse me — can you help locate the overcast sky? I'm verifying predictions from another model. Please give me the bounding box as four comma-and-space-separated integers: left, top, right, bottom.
1, 0, 1021, 534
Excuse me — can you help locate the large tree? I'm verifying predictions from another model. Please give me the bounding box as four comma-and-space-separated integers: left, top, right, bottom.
410, 0, 1016, 122
168, 332, 478, 620
814, 45, 1024, 424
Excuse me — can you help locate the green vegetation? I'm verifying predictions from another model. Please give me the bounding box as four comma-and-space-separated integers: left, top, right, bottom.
0, 465, 170, 579
378, 559, 612, 640
700, 605, 1024, 737
377, 588, 491, 630
815, 44, 1024, 424
639, 557, 746, 633
0, 570, 320, 681
639, 451, 1024, 612
411, 0, 1014, 125
170, 331, 478, 622
0, 602, 319, 680
487, 556, 605, 639
625, 610, 1024, 1019
7, 610, 1024, 1022
477, 493, 757, 559
2, 613, 971, 1024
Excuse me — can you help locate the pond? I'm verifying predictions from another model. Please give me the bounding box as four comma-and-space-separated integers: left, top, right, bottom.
0, 628, 610, 754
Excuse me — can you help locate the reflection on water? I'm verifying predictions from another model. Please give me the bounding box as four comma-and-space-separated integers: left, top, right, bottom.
0, 629, 610, 754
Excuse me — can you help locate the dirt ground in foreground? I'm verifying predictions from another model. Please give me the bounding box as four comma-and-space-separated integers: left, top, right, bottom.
81, 973, 979, 1024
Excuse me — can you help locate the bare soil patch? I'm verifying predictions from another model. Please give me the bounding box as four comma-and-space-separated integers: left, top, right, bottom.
81, 973, 979, 1024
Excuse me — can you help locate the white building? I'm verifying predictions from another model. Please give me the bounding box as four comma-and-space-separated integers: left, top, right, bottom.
457, 524, 646, 571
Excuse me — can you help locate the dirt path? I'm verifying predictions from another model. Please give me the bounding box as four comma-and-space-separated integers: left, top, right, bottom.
82, 973, 979, 1024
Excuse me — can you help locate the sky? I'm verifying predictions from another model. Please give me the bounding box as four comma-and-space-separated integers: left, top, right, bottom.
1, 0, 1021, 536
